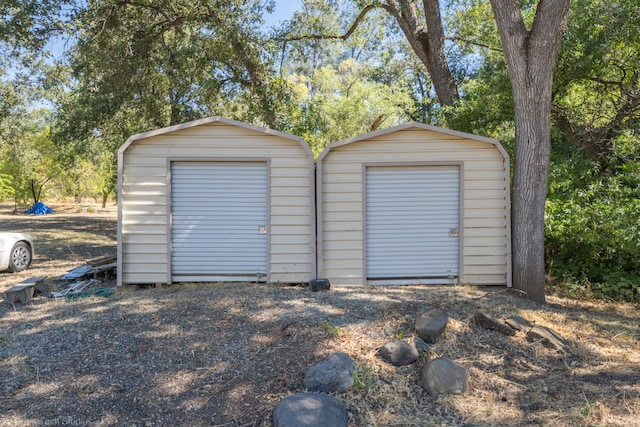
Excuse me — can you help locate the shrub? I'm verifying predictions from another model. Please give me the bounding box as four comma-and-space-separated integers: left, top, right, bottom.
546, 160, 640, 302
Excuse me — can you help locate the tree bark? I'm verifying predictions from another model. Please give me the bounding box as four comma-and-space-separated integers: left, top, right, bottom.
384, 0, 459, 111
490, 0, 572, 303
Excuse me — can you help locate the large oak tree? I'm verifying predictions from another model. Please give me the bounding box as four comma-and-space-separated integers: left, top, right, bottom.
490, 0, 572, 303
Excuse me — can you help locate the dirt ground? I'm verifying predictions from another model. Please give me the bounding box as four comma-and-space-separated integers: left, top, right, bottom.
1, 202, 639, 426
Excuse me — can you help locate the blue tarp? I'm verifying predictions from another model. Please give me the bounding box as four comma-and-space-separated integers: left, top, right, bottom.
24, 202, 55, 215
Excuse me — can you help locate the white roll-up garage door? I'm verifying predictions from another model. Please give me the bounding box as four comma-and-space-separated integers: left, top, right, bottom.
365, 165, 460, 284
170, 162, 268, 282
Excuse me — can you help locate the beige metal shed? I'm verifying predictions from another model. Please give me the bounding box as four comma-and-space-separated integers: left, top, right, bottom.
117, 117, 315, 286
316, 122, 511, 286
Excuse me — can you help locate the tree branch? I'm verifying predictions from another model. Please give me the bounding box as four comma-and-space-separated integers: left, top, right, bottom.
283, 3, 386, 42
552, 109, 601, 161
446, 36, 502, 53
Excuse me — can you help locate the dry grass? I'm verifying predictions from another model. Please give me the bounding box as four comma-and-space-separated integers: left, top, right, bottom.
1, 202, 639, 426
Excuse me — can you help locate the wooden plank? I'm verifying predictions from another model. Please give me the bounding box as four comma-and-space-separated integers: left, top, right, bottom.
4, 283, 35, 307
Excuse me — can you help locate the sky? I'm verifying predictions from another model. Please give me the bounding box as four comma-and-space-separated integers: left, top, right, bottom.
263, 1, 303, 28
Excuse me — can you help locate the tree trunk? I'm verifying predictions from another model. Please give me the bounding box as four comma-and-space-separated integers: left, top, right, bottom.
511, 89, 552, 304
490, 0, 573, 303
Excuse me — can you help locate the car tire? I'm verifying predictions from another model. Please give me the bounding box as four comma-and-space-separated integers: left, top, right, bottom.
9, 241, 32, 272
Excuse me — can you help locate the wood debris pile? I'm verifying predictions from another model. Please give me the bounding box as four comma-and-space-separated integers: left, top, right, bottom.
3, 255, 116, 307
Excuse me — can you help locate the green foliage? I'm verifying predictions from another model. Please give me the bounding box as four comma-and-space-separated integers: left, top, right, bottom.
545, 0, 640, 302
445, 0, 517, 144
553, 0, 640, 163
276, 4, 444, 150
546, 149, 640, 302
0, 0, 70, 62
454, 56, 514, 148
323, 322, 343, 338
0, 173, 14, 201
352, 364, 376, 391
56, 0, 277, 148
0, 105, 63, 205
278, 59, 413, 155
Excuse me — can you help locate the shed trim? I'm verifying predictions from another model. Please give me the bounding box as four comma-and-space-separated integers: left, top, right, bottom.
119, 116, 312, 158
317, 122, 509, 163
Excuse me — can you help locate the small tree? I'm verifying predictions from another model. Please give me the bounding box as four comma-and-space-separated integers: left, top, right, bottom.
94, 151, 117, 208
20, 126, 61, 206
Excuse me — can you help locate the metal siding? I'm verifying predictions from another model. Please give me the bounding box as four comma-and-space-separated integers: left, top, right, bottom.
171, 162, 267, 281
365, 166, 459, 280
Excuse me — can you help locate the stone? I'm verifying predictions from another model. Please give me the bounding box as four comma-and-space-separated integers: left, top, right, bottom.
303, 353, 356, 393
526, 325, 568, 352
415, 309, 449, 343
421, 357, 469, 395
505, 315, 533, 331
377, 340, 419, 366
472, 310, 516, 336
383, 326, 395, 337
273, 393, 348, 427
414, 337, 429, 353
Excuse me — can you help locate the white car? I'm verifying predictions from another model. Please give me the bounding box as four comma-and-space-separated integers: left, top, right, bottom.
0, 232, 34, 272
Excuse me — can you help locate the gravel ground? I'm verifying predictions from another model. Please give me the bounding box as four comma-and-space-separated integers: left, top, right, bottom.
2, 283, 640, 427
0, 283, 458, 426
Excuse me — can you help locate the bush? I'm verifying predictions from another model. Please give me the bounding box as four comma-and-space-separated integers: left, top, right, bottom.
545, 161, 640, 302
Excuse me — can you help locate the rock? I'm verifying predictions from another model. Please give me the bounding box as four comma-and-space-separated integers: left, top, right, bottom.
273, 393, 349, 427
414, 337, 429, 353
421, 357, 469, 395
415, 309, 449, 343
303, 353, 356, 393
526, 325, 568, 352
505, 315, 533, 331
472, 310, 516, 336
377, 340, 419, 366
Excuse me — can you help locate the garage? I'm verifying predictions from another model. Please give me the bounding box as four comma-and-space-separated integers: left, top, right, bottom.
170, 161, 268, 282
365, 165, 460, 284
316, 122, 511, 286
117, 117, 315, 286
